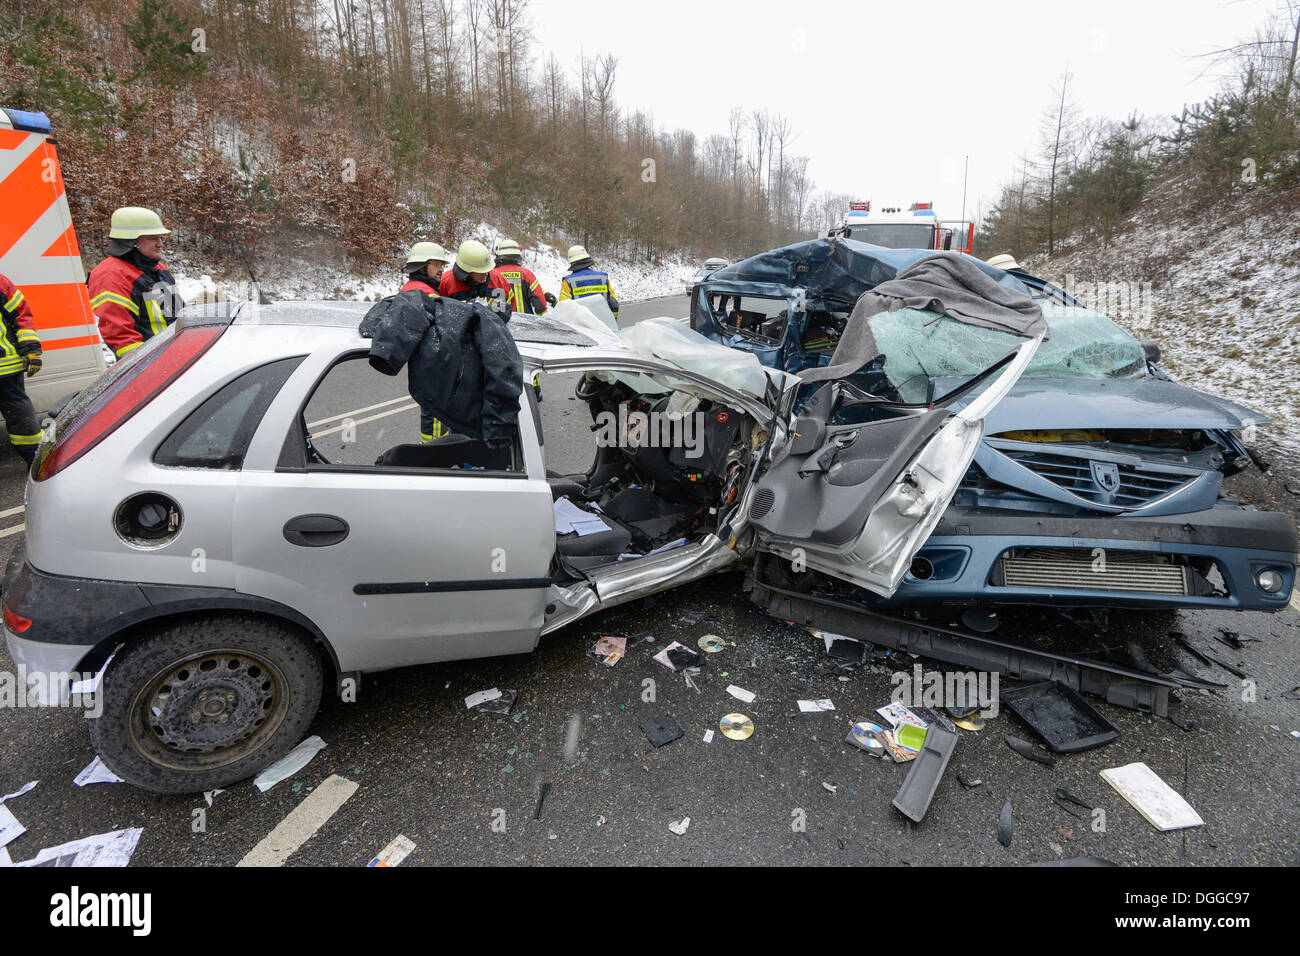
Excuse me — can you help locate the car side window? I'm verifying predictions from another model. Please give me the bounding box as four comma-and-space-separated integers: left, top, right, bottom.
154, 356, 305, 469
289, 354, 523, 474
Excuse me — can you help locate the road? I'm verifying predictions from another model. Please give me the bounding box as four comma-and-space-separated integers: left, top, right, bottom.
0, 295, 1297, 867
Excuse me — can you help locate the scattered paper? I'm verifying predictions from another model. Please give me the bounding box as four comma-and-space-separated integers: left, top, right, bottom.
588, 635, 626, 667
822, 782, 837, 793
0, 846, 10, 866
465, 688, 504, 709
876, 701, 927, 731
668, 817, 691, 835
15, 827, 142, 867
470, 689, 516, 714
203, 789, 226, 807
1100, 762, 1204, 831
368, 834, 416, 867
553, 497, 610, 537
253, 735, 327, 793
799, 699, 835, 713
726, 685, 756, 704
702, 730, 714, 744
1, 781, 37, 803
74, 756, 123, 787
0, 805, 25, 848
653, 641, 698, 671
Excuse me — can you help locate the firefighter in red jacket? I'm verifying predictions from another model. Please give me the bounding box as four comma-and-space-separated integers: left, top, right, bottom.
0, 273, 46, 465
401, 241, 452, 295
491, 238, 552, 314
438, 240, 511, 307
87, 207, 184, 359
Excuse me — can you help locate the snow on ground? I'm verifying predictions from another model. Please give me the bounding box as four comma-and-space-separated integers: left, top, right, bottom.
1031, 186, 1300, 474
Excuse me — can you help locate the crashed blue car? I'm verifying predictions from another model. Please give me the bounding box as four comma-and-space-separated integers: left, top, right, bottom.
691, 238, 1297, 615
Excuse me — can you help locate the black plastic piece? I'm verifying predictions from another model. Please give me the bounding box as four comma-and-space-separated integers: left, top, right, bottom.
998, 801, 1013, 847
1001, 681, 1120, 753
892, 724, 958, 823
1005, 735, 1056, 767
640, 715, 683, 747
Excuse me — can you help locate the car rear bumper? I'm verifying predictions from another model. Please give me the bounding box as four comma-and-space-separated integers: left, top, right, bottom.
884, 503, 1298, 611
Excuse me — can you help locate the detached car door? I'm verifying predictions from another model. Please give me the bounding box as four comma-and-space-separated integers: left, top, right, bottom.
232, 347, 555, 674
748, 336, 1042, 597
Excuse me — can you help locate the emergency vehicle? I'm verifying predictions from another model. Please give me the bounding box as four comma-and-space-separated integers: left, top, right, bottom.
830, 200, 975, 255
0, 107, 107, 412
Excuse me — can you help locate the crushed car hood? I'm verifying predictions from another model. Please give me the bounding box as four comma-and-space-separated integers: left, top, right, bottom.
939, 376, 1269, 432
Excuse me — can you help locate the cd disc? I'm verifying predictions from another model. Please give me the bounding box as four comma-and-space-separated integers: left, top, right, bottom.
698, 634, 725, 653
851, 721, 885, 748
719, 713, 754, 740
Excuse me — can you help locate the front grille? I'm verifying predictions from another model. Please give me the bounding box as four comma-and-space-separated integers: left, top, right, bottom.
996, 548, 1189, 595
1002, 449, 1196, 507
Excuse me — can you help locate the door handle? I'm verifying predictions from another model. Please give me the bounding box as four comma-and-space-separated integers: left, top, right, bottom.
283, 514, 350, 547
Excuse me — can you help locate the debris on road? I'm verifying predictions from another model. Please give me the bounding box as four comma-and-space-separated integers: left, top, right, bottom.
1100, 762, 1204, 831
640, 715, 684, 747
0, 781, 37, 803
1005, 735, 1056, 767
203, 789, 226, 807
798, 699, 835, 713
367, 834, 416, 867
253, 735, 327, 793
73, 756, 123, 787
1201, 650, 1251, 679
1052, 788, 1094, 819
11, 827, 142, 867
465, 688, 517, 715
719, 713, 754, 740
892, 723, 958, 823
1001, 681, 1119, 752
726, 684, 756, 704
588, 634, 627, 666
957, 771, 983, 789
876, 701, 927, 731
533, 781, 552, 819
822, 782, 838, 793
845, 721, 887, 755
998, 801, 1013, 847
654, 641, 703, 671
1169, 714, 1198, 732
697, 634, 726, 653
0, 804, 25, 849
702, 729, 714, 743
668, 817, 691, 835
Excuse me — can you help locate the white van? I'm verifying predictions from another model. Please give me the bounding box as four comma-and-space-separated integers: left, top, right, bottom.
0, 107, 107, 413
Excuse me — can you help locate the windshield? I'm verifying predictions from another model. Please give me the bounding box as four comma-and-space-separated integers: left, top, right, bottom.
844, 223, 935, 249
869, 302, 1147, 403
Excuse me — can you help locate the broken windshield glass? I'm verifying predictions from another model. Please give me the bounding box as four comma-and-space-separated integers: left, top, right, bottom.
870, 302, 1147, 403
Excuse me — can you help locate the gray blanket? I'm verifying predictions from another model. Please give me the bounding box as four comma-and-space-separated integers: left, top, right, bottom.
800, 253, 1048, 383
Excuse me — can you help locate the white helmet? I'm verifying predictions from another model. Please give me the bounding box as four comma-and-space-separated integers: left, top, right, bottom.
566, 244, 591, 266
404, 241, 451, 274
987, 253, 1022, 271
455, 239, 495, 274
494, 238, 522, 258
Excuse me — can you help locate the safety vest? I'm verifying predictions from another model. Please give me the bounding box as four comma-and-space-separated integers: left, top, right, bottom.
560, 268, 617, 317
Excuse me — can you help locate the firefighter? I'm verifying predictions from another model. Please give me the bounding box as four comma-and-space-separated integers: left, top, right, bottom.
491, 239, 551, 314
88, 207, 184, 359
558, 245, 618, 323
401, 242, 451, 295
987, 253, 1023, 272
0, 273, 44, 465
438, 240, 510, 307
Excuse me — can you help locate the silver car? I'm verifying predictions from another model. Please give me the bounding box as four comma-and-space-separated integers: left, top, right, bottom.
2, 301, 1036, 792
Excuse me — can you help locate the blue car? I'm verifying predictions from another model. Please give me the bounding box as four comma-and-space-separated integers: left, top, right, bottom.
692, 238, 1297, 616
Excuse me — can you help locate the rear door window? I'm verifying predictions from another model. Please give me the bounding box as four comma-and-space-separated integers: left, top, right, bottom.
154, 356, 305, 469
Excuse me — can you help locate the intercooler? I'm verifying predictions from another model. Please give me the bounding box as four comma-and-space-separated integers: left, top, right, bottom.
994, 547, 1191, 595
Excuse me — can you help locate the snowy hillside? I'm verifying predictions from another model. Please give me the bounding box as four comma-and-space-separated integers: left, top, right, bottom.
1031, 183, 1300, 474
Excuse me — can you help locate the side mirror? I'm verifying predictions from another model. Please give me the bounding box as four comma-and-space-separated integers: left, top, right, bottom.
1141, 342, 1161, 364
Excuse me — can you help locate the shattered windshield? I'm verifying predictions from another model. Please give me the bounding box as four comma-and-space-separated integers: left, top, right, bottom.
870, 302, 1147, 403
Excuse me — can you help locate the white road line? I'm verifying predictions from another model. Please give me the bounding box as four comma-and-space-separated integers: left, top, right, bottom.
236, 774, 358, 867
0, 524, 25, 539
308, 395, 410, 429
0, 505, 23, 518
310, 403, 417, 440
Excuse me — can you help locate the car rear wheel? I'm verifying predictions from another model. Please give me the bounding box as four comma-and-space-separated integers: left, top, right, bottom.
89, 615, 324, 794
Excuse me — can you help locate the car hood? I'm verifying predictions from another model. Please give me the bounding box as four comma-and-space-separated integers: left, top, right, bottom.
939, 376, 1269, 432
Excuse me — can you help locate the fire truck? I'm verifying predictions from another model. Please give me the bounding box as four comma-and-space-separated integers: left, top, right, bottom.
829, 200, 975, 255
0, 107, 107, 413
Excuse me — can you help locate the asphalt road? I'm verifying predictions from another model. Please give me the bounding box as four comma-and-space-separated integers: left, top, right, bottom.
0, 295, 1297, 867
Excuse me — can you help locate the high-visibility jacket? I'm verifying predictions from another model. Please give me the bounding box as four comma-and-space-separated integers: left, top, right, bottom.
492, 264, 548, 314
400, 276, 440, 296
87, 252, 183, 358
438, 269, 511, 307
559, 267, 617, 319
0, 274, 42, 377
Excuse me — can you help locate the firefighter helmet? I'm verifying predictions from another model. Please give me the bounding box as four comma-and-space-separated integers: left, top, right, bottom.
455, 239, 495, 274
108, 207, 171, 240
566, 245, 591, 266
987, 253, 1021, 271
494, 238, 522, 259
404, 241, 451, 274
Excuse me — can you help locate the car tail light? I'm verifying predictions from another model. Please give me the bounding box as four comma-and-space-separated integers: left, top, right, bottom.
34, 325, 226, 481
3, 603, 32, 633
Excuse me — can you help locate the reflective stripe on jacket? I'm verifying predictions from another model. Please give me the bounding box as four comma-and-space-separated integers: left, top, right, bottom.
559, 268, 617, 318
88, 253, 183, 357
0, 274, 40, 377
492, 265, 548, 314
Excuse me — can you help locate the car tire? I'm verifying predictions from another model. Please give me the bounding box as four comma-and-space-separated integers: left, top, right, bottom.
89, 615, 324, 794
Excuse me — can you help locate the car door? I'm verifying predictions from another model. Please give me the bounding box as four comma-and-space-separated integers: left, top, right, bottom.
747, 335, 1042, 597
231, 346, 555, 674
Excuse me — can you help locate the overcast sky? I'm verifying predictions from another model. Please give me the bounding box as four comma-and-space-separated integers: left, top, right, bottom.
528, 0, 1282, 228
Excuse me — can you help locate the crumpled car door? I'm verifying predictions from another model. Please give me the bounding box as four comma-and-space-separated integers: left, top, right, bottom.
747, 334, 1042, 597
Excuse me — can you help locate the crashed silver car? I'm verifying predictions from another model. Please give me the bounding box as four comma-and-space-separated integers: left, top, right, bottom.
2, 300, 1037, 792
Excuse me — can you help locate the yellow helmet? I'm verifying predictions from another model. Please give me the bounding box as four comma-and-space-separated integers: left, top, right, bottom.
455, 239, 495, 274
566, 244, 591, 266
108, 206, 170, 240
494, 238, 522, 258
987, 253, 1021, 271
404, 241, 451, 273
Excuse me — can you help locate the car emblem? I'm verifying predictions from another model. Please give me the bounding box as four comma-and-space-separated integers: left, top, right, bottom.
1090, 461, 1121, 494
